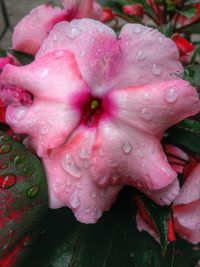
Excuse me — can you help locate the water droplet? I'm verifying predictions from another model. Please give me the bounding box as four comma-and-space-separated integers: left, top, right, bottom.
90, 191, 97, 199
140, 107, 153, 122
65, 27, 82, 39
79, 148, 89, 159
69, 191, 80, 209
76, 182, 82, 189
54, 50, 65, 59
53, 34, 58, 42
80, 50, 85, 57
41, 68, 49, 78
0, 174, 16, 189
164, 87, 179, 103
66, 177, 71, 186
84, 206, 91, 214
132, 24, 143, 34
111, 170, 119, 182
98, 27, 105, 33
0, 144, 11, 154
62, 154, 82, 178
136, 50, 146, 60
100, 189, 107, 198
40, 127, 49, 135
122, 141, 132, 154
13, 154, 25, 165
152, 64, 162, 76
14, 107, 27, 121
137, 150, 144, 158
93, 207, 102, 219
106, 159, 117, 167
98, 147, 106, 157
27, 185, 40, 198
158, 36, 163, 43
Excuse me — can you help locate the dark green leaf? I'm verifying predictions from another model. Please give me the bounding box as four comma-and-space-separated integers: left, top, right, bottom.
165, 128, 200, 155
8, 49, 34, 65
159, 21, 174, 37
184, 64, 200, 90
178, 20, 200, 34
141, 194, 171, 252
178, 6, 197, 18
177, 119, 200, 134
0, 48, 7, 57
174, 249, 200, 267
21, 188, 175, 267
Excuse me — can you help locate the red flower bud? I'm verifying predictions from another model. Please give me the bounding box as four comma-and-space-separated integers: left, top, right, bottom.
172, 34, 194, 56
123, 4, 144, 17
101, 8, 115, 22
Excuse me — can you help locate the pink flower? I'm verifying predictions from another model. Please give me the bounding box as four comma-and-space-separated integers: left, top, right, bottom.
12, 0, 103, 55
1, 19, 199, 223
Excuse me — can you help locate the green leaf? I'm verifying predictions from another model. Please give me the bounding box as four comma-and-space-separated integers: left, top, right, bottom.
184, 64, 200, 90
159, 21, 174, 37
177, 119, 200, 134
0, 48, 7, 57
141, 194, 171, 252
178, 6, 197, 18
21, 189, 175, 267
0, 131, 48, 259
178, 20, 200, 34
8, 49, 34, 65
165, 128, 200, 155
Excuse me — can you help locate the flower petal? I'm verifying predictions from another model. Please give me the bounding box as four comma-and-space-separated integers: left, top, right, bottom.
175, 164, 200, 205
12, 4, 67, 55
43, 127, 122, 223
110, 80, 200, 137
36, 19, 118, 97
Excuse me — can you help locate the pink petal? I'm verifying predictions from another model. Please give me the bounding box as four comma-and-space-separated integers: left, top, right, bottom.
110, 80, 200, 137
1, 51, 89, 156
61, 0, 103, 19
175, 164, 200, 205
142, 178, 180, 206
90, 119, 176, 191
173, 200, 200, 244
136, 213, 159, 242
43, 127, 122, 223
12, 4, 67, 55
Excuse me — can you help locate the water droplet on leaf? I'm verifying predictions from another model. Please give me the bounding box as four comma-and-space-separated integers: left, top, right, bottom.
0, 174, 16, 189
27, 185, 40, 198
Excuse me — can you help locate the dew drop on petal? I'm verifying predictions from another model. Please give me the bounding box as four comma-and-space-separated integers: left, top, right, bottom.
54, 50, 65, 59
62, 154, 82, 178
53, 34, 58, 42
140, 107, 153, 122
164, 87, 179, 103
132, 24, 143, 34
40, 127, 49, 135
98, 147, 106, 157
84, 206, 91, 214
137, 150, 144, 158
69, 191, 80, 209
0, 174, 16, 189
90, 191, 97, 199
136, 50, 146, 61
106, 159, 117, 167
80, 50, 85, 57
79, 148, 89, 159
93, 207, 102, 219
14, 107, 28, 121
40, 68, 49, 79
152, 64, 162, 76
66, 27, 82, 39
122, 141, 132, 154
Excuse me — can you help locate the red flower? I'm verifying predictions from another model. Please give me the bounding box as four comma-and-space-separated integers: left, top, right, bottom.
172, 34, 194, 56
123, 4, 144, 17
101, 8, 116, 22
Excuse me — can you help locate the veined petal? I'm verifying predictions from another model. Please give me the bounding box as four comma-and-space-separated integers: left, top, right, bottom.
12, 4, 67, 55
109, 80, 200, 137
43, 127, 122, 223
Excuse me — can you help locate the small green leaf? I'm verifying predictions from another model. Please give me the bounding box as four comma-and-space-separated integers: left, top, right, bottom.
184, 64, 200, 90
0, 48, 7, 57
8, 49, 34, 65
141, 194, 171, 252
178, 6, 197, 18
159, 21, 174, 37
